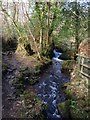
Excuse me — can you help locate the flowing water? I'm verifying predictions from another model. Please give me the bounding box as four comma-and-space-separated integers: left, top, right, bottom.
34, 50, 70, 119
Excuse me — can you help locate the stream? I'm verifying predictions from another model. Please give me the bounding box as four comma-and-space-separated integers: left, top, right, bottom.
34, 50, 70, 119
2, 50, 70, 118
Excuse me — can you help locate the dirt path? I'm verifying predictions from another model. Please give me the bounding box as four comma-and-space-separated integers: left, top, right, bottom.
2, 52, 21, 118
2, 51, 53, 118
2, 52, 40, 118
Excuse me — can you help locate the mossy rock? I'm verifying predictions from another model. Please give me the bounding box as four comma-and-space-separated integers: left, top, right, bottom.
65, 88, 77, 100
61, 60, 76, 74
59, 50, 75, 60
58, 100, 70, 118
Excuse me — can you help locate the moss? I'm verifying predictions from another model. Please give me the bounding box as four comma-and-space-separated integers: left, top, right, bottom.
19, 91, 45, 119
14, 67, 31, 94
60, 62, 90, 120
23, 91, 41, 103
35, 60, 52, 75
65, 88, 75, 99
29, 77, 39, 85
33, 104, 48, 120
84, 79, 90, 88
84, 96, 90, 107
58, 100, 70, 118
70, 107, 89, 120
61, 60, 76, 74
63, 77, 89, 119
35, 65, 42, 75
14, 58, 51, 94
58, 98, 89, 120
33, 113, 45, 120
41, 45, 54, 59
59, 50, 75, 60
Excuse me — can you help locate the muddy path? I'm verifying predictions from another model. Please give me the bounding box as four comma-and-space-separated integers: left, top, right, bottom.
2, 53, 21, 118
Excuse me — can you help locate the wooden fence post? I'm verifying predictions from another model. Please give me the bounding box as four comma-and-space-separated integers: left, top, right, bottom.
77, 54, 90, 79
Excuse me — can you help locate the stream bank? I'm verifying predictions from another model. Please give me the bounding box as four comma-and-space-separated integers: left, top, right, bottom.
58, 65, 89, 120
2, 50, 71, 119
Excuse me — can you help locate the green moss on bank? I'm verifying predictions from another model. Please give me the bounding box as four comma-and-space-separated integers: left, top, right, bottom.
14, 58, 51, 95
61, 60, 76, 74
58, 70, 89, 120
19, 91, 46, 119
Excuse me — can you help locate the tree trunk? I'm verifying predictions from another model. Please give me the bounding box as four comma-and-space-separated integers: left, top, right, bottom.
16, 43, 27, 56
39, 28, 43, 51
47, 2, 50, 46
47, 2, 57, 47
75, 2, 80, 52
88, 2, 90, 38
13, 2, 16, 22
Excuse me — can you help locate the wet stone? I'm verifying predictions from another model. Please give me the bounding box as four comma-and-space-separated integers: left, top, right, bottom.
11, 76, 15, 79
7, 75, 12, 79
8, 69, 13, 72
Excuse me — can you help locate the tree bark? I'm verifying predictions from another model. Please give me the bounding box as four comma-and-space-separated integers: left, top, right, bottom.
75, 1, 80, 52
22, 3, 42, 60
47, 2, 50, 46
88, 2, 90, 38
39, 28, 43, 50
